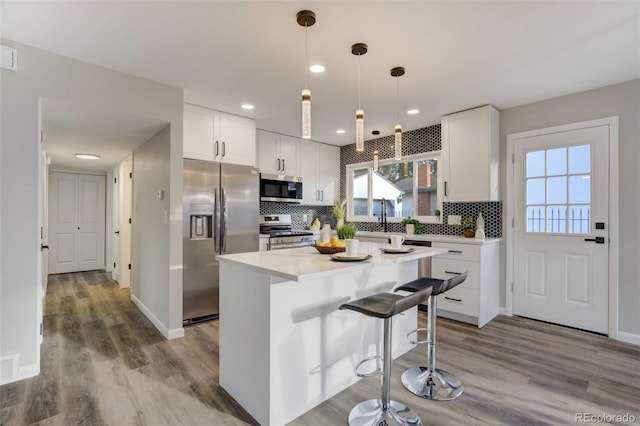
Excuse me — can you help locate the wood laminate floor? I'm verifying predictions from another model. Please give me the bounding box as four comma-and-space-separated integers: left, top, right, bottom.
1, 271, 638, 425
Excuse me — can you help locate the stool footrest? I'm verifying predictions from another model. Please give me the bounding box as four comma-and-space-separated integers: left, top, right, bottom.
406, 327, 431, 345
354, 355, 383, 378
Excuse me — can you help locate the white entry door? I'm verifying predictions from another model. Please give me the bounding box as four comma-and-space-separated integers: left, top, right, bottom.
513, 124, 610, 334
49, 172, 106, 274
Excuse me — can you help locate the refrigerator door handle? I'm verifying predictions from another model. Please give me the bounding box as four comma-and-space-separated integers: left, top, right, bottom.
221, 187, 228, 252
214, 187, 220, 253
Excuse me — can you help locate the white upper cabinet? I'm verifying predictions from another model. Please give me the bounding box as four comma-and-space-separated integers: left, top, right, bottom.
441, 105, 499, 201
257, 130, 299, 176
299, 141, 339, 206
183, 103, 256, 167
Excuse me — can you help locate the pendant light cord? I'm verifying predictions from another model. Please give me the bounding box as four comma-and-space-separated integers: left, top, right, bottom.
358, 53, 362, 109
305, 23, 309, 89
396, 77, 400, 123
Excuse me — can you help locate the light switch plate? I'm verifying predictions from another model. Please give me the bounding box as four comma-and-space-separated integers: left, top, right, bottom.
448, 215, 461, 225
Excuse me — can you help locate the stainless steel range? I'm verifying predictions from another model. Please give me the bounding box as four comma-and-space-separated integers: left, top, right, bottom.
259, 215, 315, 250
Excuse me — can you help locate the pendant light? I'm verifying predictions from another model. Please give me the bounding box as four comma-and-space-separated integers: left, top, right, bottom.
372, 130, 380, 171
352, 43, 368, 151
391, 66, 405, 160
297, 10, 316, 139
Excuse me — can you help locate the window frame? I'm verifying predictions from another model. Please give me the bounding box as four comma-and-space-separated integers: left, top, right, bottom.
346, 152, 442, 223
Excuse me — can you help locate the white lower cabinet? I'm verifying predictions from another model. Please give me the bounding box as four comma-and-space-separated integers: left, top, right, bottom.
431, 241, 500, 327
259, 235, 270, 252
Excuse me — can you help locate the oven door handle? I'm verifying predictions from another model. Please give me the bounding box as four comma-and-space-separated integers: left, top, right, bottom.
270, 242, 314, 250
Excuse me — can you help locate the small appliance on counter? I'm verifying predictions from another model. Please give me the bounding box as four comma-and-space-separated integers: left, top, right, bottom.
259, 214, 315, 250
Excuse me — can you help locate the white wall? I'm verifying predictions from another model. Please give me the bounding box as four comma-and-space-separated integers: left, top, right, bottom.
500, 79, 640, 337
0, 40, 184, 384
131, 125, 183, 338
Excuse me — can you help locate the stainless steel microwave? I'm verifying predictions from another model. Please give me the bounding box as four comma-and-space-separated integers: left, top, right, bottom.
260, 174, 303, 203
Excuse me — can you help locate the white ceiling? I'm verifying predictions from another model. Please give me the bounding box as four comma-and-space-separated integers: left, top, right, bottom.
2, 1, 639, 170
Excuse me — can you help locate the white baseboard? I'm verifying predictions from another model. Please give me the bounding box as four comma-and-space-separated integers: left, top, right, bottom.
0, 354, 38, 385
616, 331, 640, 346
130, 294, 183, 340
499, 306, 507, 315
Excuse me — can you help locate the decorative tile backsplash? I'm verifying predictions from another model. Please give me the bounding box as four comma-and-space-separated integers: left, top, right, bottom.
261, 122, 502, 238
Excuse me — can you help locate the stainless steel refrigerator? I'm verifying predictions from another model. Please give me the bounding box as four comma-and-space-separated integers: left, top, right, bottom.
183, 159, 259, 324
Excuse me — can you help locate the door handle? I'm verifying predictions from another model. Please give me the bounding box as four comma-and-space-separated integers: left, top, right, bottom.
444, 296, 462, 302
215, 140, 219, 157
282, 159, 285, 170
277, 158, 281, 171
41, 244, 49, 251
222, 141, 226, 157
320, 190, 323, 201
444, 181, 448, 196
214, 188, 220, 253
444, 270, 462, 275
584, 237, 605, 244
221, 188, 228, 253
114, 230, 120, 234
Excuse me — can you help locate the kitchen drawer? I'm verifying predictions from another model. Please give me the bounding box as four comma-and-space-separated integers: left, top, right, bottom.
437, 286, 479, 317
431, 258, 479, 290
432, 242, 480, 262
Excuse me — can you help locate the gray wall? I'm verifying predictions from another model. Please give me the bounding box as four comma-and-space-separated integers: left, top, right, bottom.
132, 125, 172, 330
500, 79, 640, 336
0, 40, 184, 382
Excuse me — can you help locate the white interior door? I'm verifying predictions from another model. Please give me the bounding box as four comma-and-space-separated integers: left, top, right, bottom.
513, 125, 609, 334
117, 155, 132, 288
112, 168, 121, 282
49, 172, 106, 274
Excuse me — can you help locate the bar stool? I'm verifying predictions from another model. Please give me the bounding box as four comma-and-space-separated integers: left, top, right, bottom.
339, 285, 433, 426
394, 272, 468, 401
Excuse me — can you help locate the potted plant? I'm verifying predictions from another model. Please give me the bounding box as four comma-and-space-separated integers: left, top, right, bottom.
401, 217, 421, 234
434, 209, 441, 220
336, 223, 356, 240
459, 217, 475, 237
332, 199, 346, 228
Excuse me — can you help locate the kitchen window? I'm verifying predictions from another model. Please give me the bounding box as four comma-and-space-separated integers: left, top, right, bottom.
346, 153, 441, 223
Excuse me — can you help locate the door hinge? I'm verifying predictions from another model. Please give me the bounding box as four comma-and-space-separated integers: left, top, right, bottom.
129, 172, 132, 178
40, 323, 43, 336
128, 263, 131, 270
40, 130, 43, 144
510, 282, 514, 292
113, 262, 116, 268
128, 218, 132, 224
512, 153, 515, 164
114, 177, 117, 184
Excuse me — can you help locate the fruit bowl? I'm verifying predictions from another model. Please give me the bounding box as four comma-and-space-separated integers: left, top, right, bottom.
312, 244, 346, 254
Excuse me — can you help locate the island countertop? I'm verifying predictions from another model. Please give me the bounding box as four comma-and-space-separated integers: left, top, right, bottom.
216, 242, 447, 282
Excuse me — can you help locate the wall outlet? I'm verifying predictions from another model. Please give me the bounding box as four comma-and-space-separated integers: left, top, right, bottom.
448, 215, 461, 225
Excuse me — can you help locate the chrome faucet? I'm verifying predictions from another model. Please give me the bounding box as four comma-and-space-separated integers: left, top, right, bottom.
378, 198, 388, 232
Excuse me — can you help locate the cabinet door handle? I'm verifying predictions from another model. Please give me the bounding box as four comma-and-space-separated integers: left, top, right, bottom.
444, 270, 462, 275
282, 159, 285, 170
444, 181, 448, 196
448, 250, 463, 254
277, 158, 281, 171
215, 140, 219, 156
444, 296, 462, 302
222, 141, 226, 157
316, 190, 320, 201
320, 190, 323, 201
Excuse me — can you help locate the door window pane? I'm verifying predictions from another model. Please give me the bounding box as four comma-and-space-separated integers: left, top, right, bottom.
568, 205, 591, 234
569, 175, 590, 204
526, 178, 545, 204
569, 144, 590, 174
546, 206, 566, 233
547, 148, 566, 175
547, 176, 567, 204
526, 150, 545, 177
416, 159, 437, 216
526, 206, 545, 233
352, 168, 368, 216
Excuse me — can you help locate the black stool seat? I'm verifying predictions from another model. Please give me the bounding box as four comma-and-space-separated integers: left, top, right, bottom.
395, 273, 467, 296
394, 272, 468, 401
339, 285, 432, 426
340, 287, 432, 319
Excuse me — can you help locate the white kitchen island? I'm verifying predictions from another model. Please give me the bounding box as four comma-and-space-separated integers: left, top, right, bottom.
217, 242, 447, 425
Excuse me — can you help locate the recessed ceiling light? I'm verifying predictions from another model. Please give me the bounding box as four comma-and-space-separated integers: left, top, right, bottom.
336, 129, 346, 134
241, 104, 254, 110
75, 153, 101, 160
309, 64, 325, 73
407, 109, 419, 115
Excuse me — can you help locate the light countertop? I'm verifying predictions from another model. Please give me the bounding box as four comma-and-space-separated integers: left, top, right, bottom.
355, 230, 501, 245
217, 242, 447, 282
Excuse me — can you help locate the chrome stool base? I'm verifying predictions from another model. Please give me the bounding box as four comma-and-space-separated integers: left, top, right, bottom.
401, 367, 463, 401
348, 399, 423, 426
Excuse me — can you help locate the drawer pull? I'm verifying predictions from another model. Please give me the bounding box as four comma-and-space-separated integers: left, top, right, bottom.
444, 296, 462, 302
444, 270, 462, 275
448, 250, 463, 254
